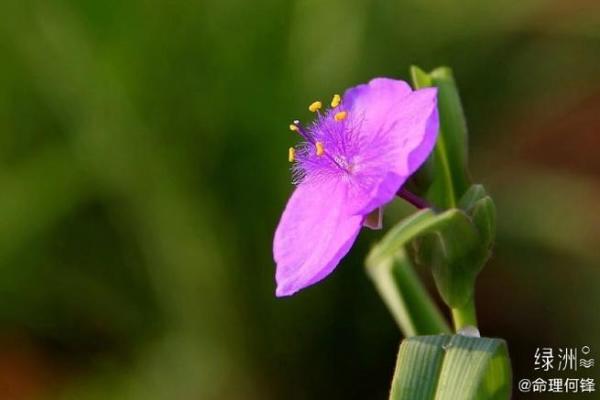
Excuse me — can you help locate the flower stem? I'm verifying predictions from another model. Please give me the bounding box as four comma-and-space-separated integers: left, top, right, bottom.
450, 296, 478, 332
397, 188, 431, 209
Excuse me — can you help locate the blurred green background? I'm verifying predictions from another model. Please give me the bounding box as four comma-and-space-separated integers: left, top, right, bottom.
0, 0, 599, 398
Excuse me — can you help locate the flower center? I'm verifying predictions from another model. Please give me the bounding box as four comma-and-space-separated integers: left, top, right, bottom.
287, 94, 360, 182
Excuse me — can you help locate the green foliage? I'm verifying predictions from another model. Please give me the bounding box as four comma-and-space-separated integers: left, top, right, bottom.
373, 66, 498, 312
410, 66, 470, 208
366, 213, 451, 336
389, 335, 511, 400
413, 186, 496, 308
369, 189, 495, 314
369, 66, 508, 399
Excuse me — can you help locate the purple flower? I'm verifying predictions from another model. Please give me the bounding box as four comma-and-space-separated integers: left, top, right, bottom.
273, 78, 439, 297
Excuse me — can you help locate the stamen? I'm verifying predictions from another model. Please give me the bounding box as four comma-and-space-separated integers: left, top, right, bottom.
288, 147, 295, 162
308, 101, 322, 113
331, 94, 341, 108
315, 141, 324, 156
291, 120, 313, 143
334, 111, 347, 121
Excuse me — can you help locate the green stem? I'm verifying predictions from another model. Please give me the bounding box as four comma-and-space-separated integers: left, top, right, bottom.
451, 296, 478, 332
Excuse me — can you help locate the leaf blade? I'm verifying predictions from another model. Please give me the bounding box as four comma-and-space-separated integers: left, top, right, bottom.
430, 67, 470, 198
410, 65, 471, 208
367, 249, 451, 336
389, 335, 512, 400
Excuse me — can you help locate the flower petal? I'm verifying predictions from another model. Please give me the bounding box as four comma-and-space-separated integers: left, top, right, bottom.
343, 78, 413, 133
343, 78, 439, 215
273, 177, 363, 297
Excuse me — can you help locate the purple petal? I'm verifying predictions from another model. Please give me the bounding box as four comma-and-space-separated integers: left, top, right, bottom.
343, 78, 439, 215
343, 78, 413, 133
273, 177, 363, 297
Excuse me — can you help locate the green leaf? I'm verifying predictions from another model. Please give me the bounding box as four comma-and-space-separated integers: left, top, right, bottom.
409, 66, 470, 208
430, 67, 470, 197
412, 211, 480, 308
458, 184, 497, 265
367, 247, 450, 337
368, 209, 448, 264
407, 185, 497, 309
367, 208, 482, 324
410, 65, 433, 88
410, 66, 455, 208
457, 184, 488, 211
367, 209, 453, 336
368, 189, 496, 312
390, 335, 512, 400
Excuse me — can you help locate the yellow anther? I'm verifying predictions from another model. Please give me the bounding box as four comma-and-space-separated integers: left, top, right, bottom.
288, 147, 296, 162
308, 101, 322, 113
334, 111, 347, 121
289, 124, 298, 132
315, 141, 325, 156
331, 94, 341, 108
